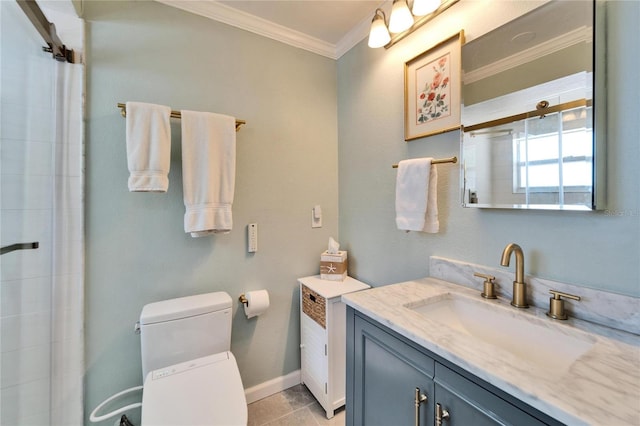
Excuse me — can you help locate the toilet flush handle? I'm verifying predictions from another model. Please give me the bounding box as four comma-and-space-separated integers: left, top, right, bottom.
134, 321, 141, 334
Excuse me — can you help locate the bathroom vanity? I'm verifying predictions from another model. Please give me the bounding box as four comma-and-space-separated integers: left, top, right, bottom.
347, 309, 559, 425
343, 275, 640, 425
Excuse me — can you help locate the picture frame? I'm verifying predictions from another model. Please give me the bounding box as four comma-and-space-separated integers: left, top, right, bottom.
404, 31, 465, 141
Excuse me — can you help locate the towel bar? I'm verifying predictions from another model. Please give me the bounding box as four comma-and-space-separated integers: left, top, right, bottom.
117, 103, 246, 131
392, 156, 457, 168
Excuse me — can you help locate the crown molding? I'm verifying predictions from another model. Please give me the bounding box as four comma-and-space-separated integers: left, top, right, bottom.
155, 0, 344, 59
463, 26, 592, 84
336, 12, 374, 59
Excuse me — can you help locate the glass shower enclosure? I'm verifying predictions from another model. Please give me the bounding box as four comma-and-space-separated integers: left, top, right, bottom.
1, 1, 84, 424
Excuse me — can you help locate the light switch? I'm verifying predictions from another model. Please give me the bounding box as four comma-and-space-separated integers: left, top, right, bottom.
312, 205, 322, 228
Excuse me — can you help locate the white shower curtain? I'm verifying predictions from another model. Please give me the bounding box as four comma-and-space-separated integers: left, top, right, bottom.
50, 59, 85, 426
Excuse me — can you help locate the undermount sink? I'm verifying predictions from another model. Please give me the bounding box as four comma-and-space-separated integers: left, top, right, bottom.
408, 294, 596, 374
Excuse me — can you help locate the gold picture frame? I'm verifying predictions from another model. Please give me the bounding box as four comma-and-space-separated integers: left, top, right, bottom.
404, 31, 465, 141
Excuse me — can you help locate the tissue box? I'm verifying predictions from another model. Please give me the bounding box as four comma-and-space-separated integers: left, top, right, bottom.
320, 250, 348, 281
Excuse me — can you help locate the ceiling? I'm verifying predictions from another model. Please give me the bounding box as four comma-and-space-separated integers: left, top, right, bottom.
155, 0, 385, 59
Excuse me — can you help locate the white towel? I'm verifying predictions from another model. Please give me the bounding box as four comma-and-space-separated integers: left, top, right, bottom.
125, 101, 172, 192
181, 110, 236, 237
395, 158, 439, 233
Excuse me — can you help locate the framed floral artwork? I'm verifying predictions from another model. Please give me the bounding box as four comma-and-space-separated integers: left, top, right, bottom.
404, 31, 465, 141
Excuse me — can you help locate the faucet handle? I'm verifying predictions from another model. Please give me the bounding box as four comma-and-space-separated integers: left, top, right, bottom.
547, 290, 581, 320
474, 272, 497, 299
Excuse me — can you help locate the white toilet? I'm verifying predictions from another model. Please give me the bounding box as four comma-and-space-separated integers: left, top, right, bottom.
138, 292, 248, 425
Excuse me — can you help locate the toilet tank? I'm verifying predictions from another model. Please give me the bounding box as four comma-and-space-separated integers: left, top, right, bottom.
139, 292, 232, 380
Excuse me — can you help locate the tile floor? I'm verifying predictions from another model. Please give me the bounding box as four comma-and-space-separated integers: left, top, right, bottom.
247, 384, 345, 426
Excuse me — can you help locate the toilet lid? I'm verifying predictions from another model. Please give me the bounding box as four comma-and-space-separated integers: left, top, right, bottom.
141, 351, 248, 426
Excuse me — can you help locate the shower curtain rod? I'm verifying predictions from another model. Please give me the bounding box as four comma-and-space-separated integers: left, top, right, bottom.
16, 0, 75, 63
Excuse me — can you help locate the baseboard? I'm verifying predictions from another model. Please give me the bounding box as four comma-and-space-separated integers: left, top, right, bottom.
244, 369, 301, 404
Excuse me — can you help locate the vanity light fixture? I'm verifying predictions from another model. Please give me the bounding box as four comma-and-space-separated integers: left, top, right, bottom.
368, 0, 459, 49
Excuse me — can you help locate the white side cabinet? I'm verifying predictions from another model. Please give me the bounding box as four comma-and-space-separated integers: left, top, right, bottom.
298, 275, 370, 419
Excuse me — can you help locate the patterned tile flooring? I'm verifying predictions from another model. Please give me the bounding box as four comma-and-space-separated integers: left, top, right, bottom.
247, 384, 345, 426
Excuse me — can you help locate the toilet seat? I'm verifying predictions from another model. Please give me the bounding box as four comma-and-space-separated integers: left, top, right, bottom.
141, 351, 248, 426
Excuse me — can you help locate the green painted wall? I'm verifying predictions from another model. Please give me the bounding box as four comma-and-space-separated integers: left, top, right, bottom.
83, 1, 338, 422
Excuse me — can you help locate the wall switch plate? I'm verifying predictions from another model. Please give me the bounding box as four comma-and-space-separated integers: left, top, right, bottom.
312, 205, 322, 228
248, 223, 258, 252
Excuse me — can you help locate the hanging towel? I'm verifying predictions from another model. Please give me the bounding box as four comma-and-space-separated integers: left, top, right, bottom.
125, 101, 172, 192
395, 158, 439, 233
181, 110, 236, 237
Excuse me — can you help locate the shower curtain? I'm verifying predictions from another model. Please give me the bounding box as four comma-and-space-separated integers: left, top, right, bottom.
0, 1, 84, 424
50, 58, 85, 426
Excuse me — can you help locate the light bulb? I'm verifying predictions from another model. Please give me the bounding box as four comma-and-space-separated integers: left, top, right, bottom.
388, 0, 414, 33
412, 0, 441, 16
368, 10, 391, 48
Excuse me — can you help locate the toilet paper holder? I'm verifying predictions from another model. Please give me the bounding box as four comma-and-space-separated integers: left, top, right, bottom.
239, 290, 270, 319
239, 294, 249, 306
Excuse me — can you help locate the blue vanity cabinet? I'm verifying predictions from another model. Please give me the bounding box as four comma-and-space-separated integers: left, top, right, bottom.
346, 308, 562, 426
349, 312, 435, 425
433, 364, 556, 426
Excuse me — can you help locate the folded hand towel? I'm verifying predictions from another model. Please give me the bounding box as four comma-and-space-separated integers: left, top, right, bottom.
125, 101, 172, 192
181, 110, 236, 237
395, 158, 439, 233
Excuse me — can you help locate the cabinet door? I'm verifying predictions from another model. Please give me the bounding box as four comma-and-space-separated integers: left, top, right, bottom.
351, 315, 435, 426
434, 364, 550, 426
301, 312, 327, 406
327, 298, 347, 412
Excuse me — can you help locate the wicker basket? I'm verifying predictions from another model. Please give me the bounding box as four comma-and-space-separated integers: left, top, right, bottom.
301, 284, 326, 329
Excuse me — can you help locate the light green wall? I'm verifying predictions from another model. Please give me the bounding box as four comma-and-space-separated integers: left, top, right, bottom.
83, 1, 337, 423
338, 0, 639, 294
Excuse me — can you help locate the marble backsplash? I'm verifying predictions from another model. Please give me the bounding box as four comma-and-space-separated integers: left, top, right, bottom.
430, 256, 640, 336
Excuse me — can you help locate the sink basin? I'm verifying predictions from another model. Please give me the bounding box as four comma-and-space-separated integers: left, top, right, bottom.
409, 294, 596, 374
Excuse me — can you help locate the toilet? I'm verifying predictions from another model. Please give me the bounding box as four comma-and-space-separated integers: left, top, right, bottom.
138, 292, 248, 425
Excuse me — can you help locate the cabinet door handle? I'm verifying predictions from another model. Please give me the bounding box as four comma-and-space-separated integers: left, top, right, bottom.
414, 387, 428, 426
436, 403, 450, 426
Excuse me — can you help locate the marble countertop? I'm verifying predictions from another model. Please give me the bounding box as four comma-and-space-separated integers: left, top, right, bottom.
342, 277, 640, 426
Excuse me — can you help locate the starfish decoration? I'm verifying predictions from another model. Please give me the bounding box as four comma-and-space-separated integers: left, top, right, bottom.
326, 263, 337, 273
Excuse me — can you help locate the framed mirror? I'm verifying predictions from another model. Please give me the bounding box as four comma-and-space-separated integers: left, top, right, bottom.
460, 0, 605, 210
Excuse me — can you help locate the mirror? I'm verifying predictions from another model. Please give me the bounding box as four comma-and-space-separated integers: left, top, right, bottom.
460, 0, 605, 210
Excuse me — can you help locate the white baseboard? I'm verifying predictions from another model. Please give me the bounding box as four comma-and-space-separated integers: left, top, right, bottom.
244, 369, 301, 404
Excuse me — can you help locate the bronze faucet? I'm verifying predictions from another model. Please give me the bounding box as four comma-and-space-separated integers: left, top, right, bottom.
500, 243, 529, 308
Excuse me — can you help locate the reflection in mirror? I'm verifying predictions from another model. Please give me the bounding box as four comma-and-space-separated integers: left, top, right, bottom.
460, 0, 603, 210
463, 103, 592, 208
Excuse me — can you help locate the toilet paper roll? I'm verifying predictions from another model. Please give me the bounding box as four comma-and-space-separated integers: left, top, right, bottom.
243, 290, 270, 319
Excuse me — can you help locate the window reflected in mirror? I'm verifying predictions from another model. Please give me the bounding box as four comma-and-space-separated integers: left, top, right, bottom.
463, 103, 593, 209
